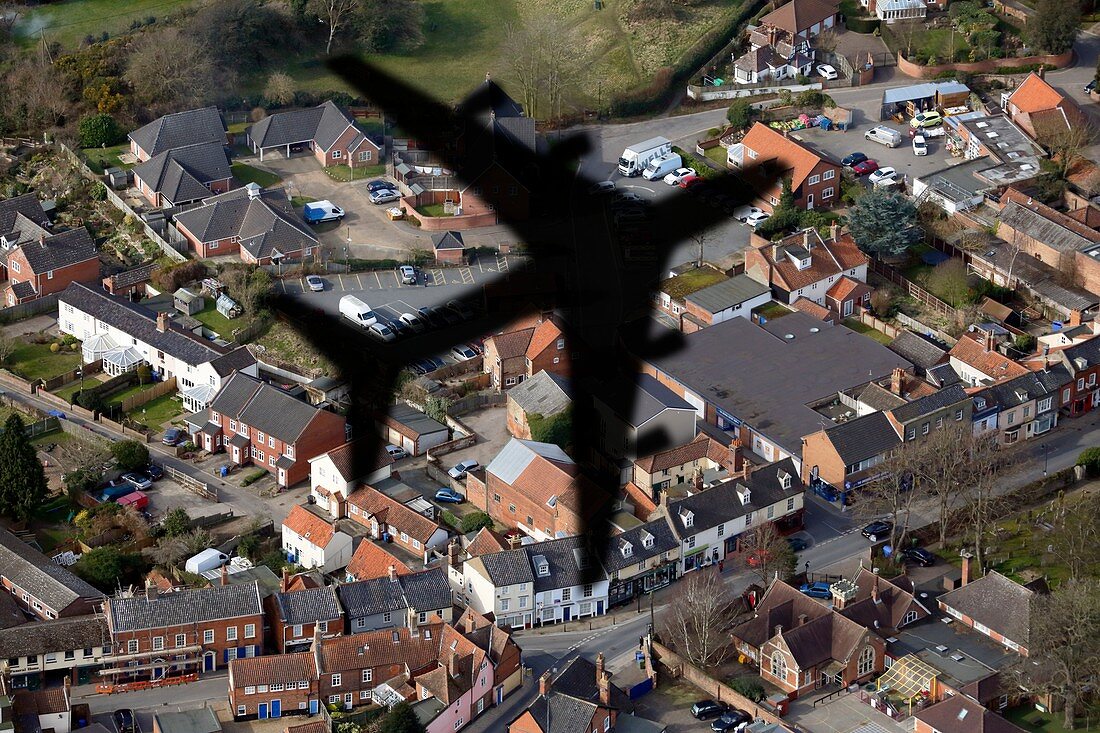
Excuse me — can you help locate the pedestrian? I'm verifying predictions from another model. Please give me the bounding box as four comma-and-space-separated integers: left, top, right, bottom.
718, 560, 725, 573
638, 636, 643, 649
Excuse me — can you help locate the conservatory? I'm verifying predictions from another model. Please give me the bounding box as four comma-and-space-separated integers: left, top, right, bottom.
102, 346, 145, 377
81, 333, 120, 364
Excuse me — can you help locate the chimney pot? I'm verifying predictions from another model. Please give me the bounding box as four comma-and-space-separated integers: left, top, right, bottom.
220, 564, 229, 586
596, 652, 605, 683
281, 567, 291, 592
803, 230, 811, 248
797, 613, 808, 627
960, 550, 973, 586
464, 611, 476, 635
156, 311, 169, 333
774, 624, 783, 637
890, 367, 905, 397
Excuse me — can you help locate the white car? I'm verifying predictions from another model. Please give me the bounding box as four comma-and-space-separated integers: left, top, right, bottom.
732, 205, 764, 222
868, 167, 897, 186
368, 322, 396, 342
385, 444, 408, 460
663, 167, 697, 186
305, 275, 325, 292
816, 64, 838, 80
400, 312, 427, 332
450, 344, 478, 361
912, 135, 928, 156
745, 211, 771, 229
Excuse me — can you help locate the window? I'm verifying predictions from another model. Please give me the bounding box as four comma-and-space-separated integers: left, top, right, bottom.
687, 536, 696, 549
245, 687, 256, 695
269, 456, 276, 467
332, 150, 342, 159
127, 640, 139, 654
203, 629, 214, 644
1078, 378, 1085, 390
227, 627, 238, 642
292, 625, 303, 638
519, 596, 528, 608
904, 610, 919, 625
583, 584, 593, 598
362, 669, 373, 683
329, 696, 339, 704
717, 524, 725, 538
921, 422, 930, 435
767, 505, 774, 519
1039, 397, 1053, 412
360, 691, 369, 700
858, 647, 875, 676
771, 651, 787, 680
47, 271, 53, 280
500, 599, 510, 611
175, 634, 186, 648
299, 681, 309, 689
823, 169, 835, 180
400, 532, 408, 543
237, 706, 246, 716
245, 624, 255, 639
271, 684, 284, 692
509, 504, 516, 513
936, 417, 943, 429
383, 612, 392, 623
1065, 388, 1072, 402
10, 261, 19, 273
493, 493, 501, 503
787, 497, 796, 511
269, 436, 275, 448
1023, 406, 1030, 418
808, 174, 820, 185
745, 512, 753, 526
318, 621, 328, 633
1091, 374, 1097, 387
748, 148, 757, 160
152, 636, 164, 651
907, 427, 916, 440
562, 588, 571, 602
358, 151, 371, 162
332, 674, 342, 687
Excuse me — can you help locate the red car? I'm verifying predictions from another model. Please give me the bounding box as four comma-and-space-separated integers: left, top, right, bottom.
678, 174, 700, 188
853, 159, 880, 176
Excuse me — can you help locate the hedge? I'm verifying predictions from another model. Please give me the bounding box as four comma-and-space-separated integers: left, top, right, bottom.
845, 15, 880, 33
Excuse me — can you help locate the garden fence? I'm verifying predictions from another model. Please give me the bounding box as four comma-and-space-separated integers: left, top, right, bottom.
120, 377, 177, 413
0, 294, 60, 324
870, 258, 960, 320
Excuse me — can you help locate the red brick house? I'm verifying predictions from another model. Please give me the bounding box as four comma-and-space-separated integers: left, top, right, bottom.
2, 228, 100, 306
431, 231, 467, 264
1053, 334, 1100, 416
264, 586, 344, 654
938, 567, 1042, 656
728, 122, 842, 211
346, 485, 451, 560
744, 226, 869, 306
482, 311, 570, 390
197, 371, 348, 487
1001, 70, 1086, 142
457, 162, 530, 223
344, 541, 412, 583
228, 651, 319, 719
103, 582, 264, 678
102, 262, 159, 299
128, 107, 228, 162
316, 625, 444, 710
824, 276, 872, 320
914, 695, 1027, 733
246, 101, 381, 169
132, 142, 232, 208
171, 184, 319, 265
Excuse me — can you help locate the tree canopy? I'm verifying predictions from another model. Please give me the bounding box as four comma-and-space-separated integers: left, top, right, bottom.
111, 440, 150, 472
846, 188, 920, 257
1027, 0, 1080, 55
0, 413, 47, 521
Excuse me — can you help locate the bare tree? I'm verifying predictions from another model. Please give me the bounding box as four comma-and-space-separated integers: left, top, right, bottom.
893, 20, 923, 58
499, 17, 583, 122
125, 27, 218, 110
308, 0, 361, 54
0, 333, 17, 367
961, 437, 1015, 576
1009, 579, 1100, 730
851, 452, 921, 553
500, 23, 543, 119
1, 57, 71, 133
264, 72, 297, 106
1032, 491, 1100, 583
1036, 119, 1095, 181
813, 28, 839, 55
915, 427, 1000, 548
144, 536, 188, 577
659, 567, 745, 667
738, 522, 797, 588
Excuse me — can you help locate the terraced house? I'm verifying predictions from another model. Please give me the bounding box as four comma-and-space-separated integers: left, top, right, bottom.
264, 586, 344, 654
0, 614, 110, 687
337, 566, 454, 634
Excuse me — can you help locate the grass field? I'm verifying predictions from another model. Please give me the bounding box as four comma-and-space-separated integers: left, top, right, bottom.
416, 203, 453, 218
14, 0, 199, 50
8, 342, 81, 381
1006, 706, 1084, 733
324, 164, 386, 182
231, 163, 282, 188
128, 391, 183, 430
82, 144, 131, 174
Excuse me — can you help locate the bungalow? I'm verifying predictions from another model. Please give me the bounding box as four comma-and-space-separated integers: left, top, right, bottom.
129, 107, 228, 162
377, 404, 450, 457
309, 439, 395, 520
132, 142, 232, 208
196, 371, 348, 487
346, 484, 450, 561
744, 226, 868, 306
733, 28, 813, 85
246, 101, 381, 168
756, 0, 838, 41
264, 586, 344, 654
727, 123, 842, 211
171, 184, 318, 265
505, 371, 571, 440
281, 505, 354, 574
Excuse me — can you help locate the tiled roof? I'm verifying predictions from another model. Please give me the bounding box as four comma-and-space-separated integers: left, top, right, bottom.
781, 610, 868, 670
230, 650, 315, 688
59, 283, 225, 367
741, 122, 837, 194
18, 227, 98, 274
286, 723, 328, 733
464, 526, 509, 557
13, 687, 69, 716
346, 541, 411, 581
1007, 72, 1067, 114
523, 535, 606, 593
938, 571, 1038, 645
273, 586, 343, 626
213, 371, 337, 444
132, 142, 230, 204
0, 614, 107, 657
598, 517, 679, 574
634, 432, 728, 475
0, 193, 49, 238
209, 346, 257, 378
856, 382, 907, 412
889, 331, 948, 372
525, 695, 598, 733
666, 458, 804, 537
0, 526, 103, 611
759, 230, 868, 292
9, 280, 35, 300
129, 107, 226, 158
732, 580, 831, 649
477, 548, 534, 587
759, 0, 838, 34
385, 403, 448, 438
826, 276, 865, 303
347, 485, 444, 543
247, 101, 369, 153
548, 655, 634, 712
486, 439, 607, 521
172, 185, 317, 257
526, 317, 565, 358
430, 231, 465, 251
839, 568, 928, 632
336, 576, 407, 618
318, 624, 443, 674
487, 326, 535, 359
598, 373, 696, 429
108, 582, 262, 632
949, 333, 1030, 381
315, 439, 395, 483
914, 693, 1027, 733
507, 371, 571, 417
283, 505, 337, 548
397, 568, 452, 611
684, 274, 769, 314
889, 383, 970, 423
791, 296, 837, 323
105, 262, 159, 290
823, 411, 900, 466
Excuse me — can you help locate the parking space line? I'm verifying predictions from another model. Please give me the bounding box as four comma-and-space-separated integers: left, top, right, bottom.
476, 259, 485, 273
373, 271, 382, 288
279, 280, 288, 293
394, 299, 416, 313
460, 268, 474, 285
497, 256, 509, 272
430, 268, 445, 284
298, 278, 305, 292
387, 271, 400, 288
337, 274, 346, 291
356, 274, 364, 289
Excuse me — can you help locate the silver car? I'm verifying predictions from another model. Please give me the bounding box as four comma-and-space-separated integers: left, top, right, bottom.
398, 265, 417, 285
400, 312, 427, 332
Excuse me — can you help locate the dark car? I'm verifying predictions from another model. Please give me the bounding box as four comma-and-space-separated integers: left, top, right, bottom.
113, 709, 136, 733
162, 427, 185, 446
711, 710, 752, 732
900, 547, 936, 566
861, 520, 894, 542
144, 464, 163, 481
787, 536, 809, 552
800, 581, 832, 599
691, 700, 730, 720
1086, 79, 1097, 94
417, 307, 447, 328
841, 151, 868, 167
367, 179, 397, 193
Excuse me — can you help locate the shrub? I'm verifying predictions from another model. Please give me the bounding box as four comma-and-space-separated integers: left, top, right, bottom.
459, 511, 494, 534
111, 440, 150, 471
1013, 333, 1037, 353
49, 343, 60, 353
240, 469, 268, 486
729, 677, 766, 702
78, 113, 123, 148
1077, 447, 1100, 476
441, 510, 459, 529
90, 183, 107, 201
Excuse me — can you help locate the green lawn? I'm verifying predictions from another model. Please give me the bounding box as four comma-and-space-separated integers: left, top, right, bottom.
228, 121, 250, 135
82, 144, 131, 174
290, 196, 318, 209
843, 318, 893, 345
53, 381, 84, 404
1006, 706, 1085, 733
127, 392, 183, 430
7, 342, 81, 381
704, 146, 728, 166
231, 163, 282, 188
13, 0, 200, 49
416, 203, 453, 218
754, 301, 793, 321
192, 302, 237, 338
324, 164, 387, 183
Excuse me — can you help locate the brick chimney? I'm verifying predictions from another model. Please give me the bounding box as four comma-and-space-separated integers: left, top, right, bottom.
871, 575, 881, 604
448, 539, 461, 569
797, 613, 808, 627
693, 469, 704, 493
282, 567, 291, 592
984, 328, 995, 353
960, 550, 973, 586
830, 221, 839, 241
774, 624, 783, 637
156, 311, 170, 333
220, 563, 229, 586
596, 652, 605, 682
538, 671, 552, 697
1070, 309, 1083, 327
464, 611, 476, 635
803, 230, 812, 250
890, 367, 905, 397
38, 235, 46, 248
598, 672, 611, 707
726, 439, 743, 473
312, 625, 322, 650
388, 564, 397, 581
742, 460, 755, 481
448, 651, 459, 678
1037, 66, 1045, 79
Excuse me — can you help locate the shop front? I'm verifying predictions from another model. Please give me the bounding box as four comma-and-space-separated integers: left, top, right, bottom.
608, 562, 678, 607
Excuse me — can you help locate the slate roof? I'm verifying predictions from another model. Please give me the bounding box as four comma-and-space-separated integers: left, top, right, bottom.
0, 614, 107, 657
598, 517, 679, 574
822, 411, 901, 466
431, 231, 465, 251
212, 372, 332, 444
684, 274, 769, 314
758, 0, 838, 34
273, 586, 342, 625
549, 655, 634, 712
599, 373, 696, 429
525, 695, 598, 733
129, 107, 227, 158
0, 526, 103, 611
17, 227, 97, 274
105, 262, 159, 290
172, 185, 316, 258
781, 610, 868, 671
0, 194, 49, 238
59, 283, 226, 366
397, 568, 452, 611
914, 694, 1027, 733
731, 580, 832, 650
152, 707, 221, 733
108, 581, 262, 632
336, 576, 408, 618
889, 384, 970, 423
9, 280, 35, 300
132, 142, 231, 204
508, 371, 572, 417
889, 331, 948, 373
209, 346, 258, 378
524, 535, 605, 593
385, 403, 448, 438
665, 458, 804, 537
477, 548, 535, 587
975, 370, 1065, 412
247, 101, 371, 153
938, 571, 1039, 645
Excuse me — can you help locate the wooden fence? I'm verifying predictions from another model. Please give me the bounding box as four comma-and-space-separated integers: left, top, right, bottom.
895, 312, 958, 346
41, 360, 103, 393
0, 293, 60, 324
449, 392, 506, 416
870, 258, 960, 320
856, 310, 902, 339
120, 377, 177, 412
164, 463, 218, 502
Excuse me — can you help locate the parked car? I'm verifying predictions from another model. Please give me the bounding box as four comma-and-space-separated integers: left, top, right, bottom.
1086, 79, 1097, 94
400, 312, 427, 332
121, 472, 153, 491
417, 306, 446, 328
912, 135, 928, 156
447, 459, 480, 480
588, 180, 616, 195
900, 547, 936, 566
385, 444, 408, 460
861, 520, 894, 542
369, 189, 402, 205
731, 205, 763, 222
431, 305, 462, 326
367, 179, 397, 193
162, 427, 185, 446
799, 581, 832, 599
678, 174, 702, 188
368, 322, 396, 342
306, 275, 325, 292
434, 487, 464, 504
816, 64, 838, 80
868, 167, 897, 186
446, 299, 475, 320
852, 159, 880, 176
745, 211, 771, 229
398, 265, 418, 285
389, 318, 412, 338
910, 110, 943, 128
711, 710, 752, 732
612, 190, 645, 205
450, 344, 478, 361
114, 709, 137, 733
691, 701, 730, 720
663, 167, 697, 186
841, 151, 868, 167
787, 536, 809, 552
143, 464, 163, 481
410, 359, 435, 375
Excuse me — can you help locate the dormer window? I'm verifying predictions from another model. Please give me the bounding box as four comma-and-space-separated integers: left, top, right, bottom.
641, 531, 655, 549
681, 509, 694, 527
778, 470, 791, 490
534, 554, 550, 577
620, 541, 633, 558
975, 398, 986, 410
736, 484, 751, 505
546, 495, 558, 508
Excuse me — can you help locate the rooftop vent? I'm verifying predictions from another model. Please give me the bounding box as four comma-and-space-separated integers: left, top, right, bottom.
949, 652, 965, 662
933, 645, 949, 654
809, 327, 820, 333
784, 334, 795, 340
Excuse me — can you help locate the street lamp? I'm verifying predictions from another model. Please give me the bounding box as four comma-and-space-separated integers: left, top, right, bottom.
1042, 442, 1049, 476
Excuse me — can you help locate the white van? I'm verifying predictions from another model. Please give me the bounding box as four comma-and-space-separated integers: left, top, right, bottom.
642, 152, 683, 181
864, 125, 902, 148
339, 295, 378, 328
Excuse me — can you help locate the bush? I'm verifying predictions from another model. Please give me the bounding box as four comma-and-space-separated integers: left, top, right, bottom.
1013, 333, 1037, 353
240, 469, 268, 486
1077, 448, 1100, 477
49, 343, 60, 353
152, 260, 207, 294
441, 510, 459, 529
78, 113, 123, 149
729, 677, 766, 702
90, 183, 108, 201
459, 511, 494, 534
111, 440, 150, 471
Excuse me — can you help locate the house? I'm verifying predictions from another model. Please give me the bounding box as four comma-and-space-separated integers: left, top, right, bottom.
319, 624, 444, 711
508, 655, 634, 733
228, 650, 320, 719
246, 101, 380, 169
658, 459, 805, 573
680, 274, 771, 330
598, 517, 680, 607
655, 265, 727, 321
0, 614, 109, 686
0, 527, 103, 622
744, 226, 868, 306
171, 184, 319, 265
734, 0, 837, 84
58, 282, 258, 411
431, 232, 467, 265
452, 607, 524, 704
824, 276, 872, 320
938, 568, 1043, 656
948, 331, 1030, 387
264, 586, 344, 654
280, 505, 354, 574
801, 411, 901, 492
727, 123, 842, 211
12, 685, 72, 733
482, 311, 570, 390
132, 142, 232, 208
888, 331, 948, 376
913, 695, 1027, 733
790, 297, 840, 324
523, 535, 609, 626
1, 227, 100, 306
639, 311, 911, 468
756, 0, 838, 40
411, 622, 497, 733
346, 485, 450, 561
103, 582, 264, 677
1053, 334, 1100, 416
593, 374, 699, 470
1001, 70, 1086, 142
196, 371, 348, 487
464, 438, 608, 541
102, 262, 159, 299
151, 707, 222, 733
629, 433, 734, 508
970, 368, 1067, 444
461, 549, 535, 629
506, 371, 571, 440
345, 541, 412, 583
886, 384, 973, 443
309, 439, 395, 520
129, 107, 228, 162
377, 404, 450, 457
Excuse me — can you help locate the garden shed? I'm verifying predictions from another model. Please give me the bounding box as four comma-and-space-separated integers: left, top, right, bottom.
216, 293, 241, 319
174, 288, 203, 316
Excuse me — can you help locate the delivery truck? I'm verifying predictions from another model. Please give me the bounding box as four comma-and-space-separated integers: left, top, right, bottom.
339, 295, 378, 328
618, 137, 672, 177
641, 152, 683, 181
303, 200, 345, 224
